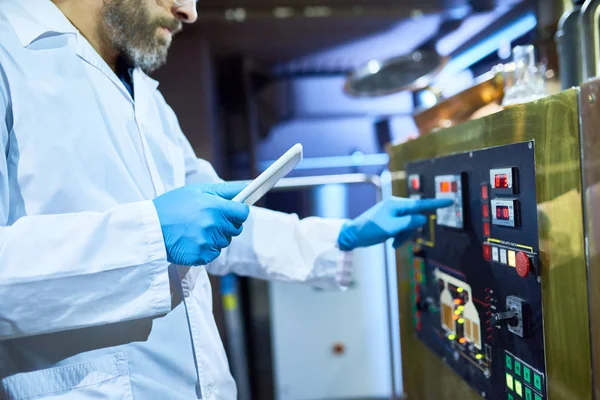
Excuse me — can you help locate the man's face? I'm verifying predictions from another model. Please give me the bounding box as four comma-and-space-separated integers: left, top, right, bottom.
101, 0, 183, 72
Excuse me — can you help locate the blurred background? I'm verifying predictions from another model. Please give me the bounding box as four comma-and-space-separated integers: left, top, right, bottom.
151, 1, 582, 398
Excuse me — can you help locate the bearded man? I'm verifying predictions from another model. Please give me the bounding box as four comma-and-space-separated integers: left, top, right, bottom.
0, 1, 451, 399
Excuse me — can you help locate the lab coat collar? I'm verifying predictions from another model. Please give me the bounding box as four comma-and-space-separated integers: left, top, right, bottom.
1, 0, 79, 48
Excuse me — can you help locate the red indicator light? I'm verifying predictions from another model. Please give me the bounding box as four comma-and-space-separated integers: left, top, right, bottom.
451, 181, 458, 193
453, 315, 459, 321
496, 205, 510, 221
459, 337, 467, 344
440, 181, 451, 193
483, 243, 492, 261
494, 174, 509, 189
483, 222, 491, 237
453, 298, 462, 305
481, 185, 489, 200
482, 204, 489, 218
411, 177, 420, 191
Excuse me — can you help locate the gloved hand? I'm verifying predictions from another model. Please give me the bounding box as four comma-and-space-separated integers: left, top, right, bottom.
153, 183, 250, 266
337, 197, 453, 251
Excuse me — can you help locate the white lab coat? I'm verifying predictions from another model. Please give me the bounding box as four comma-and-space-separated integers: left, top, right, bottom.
0, 1, 353, 399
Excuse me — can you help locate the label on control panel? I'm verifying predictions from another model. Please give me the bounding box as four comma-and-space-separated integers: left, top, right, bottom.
491, 199, 518, 228
435, 175, 464, 229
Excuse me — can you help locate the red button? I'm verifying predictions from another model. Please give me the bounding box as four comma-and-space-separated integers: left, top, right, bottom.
483, 243, 492, 261
483, 221, 491, 237
482, 204, 489, 218
516, 252, 531, 277
481, 185, 489, 200
411, 177, 420, 191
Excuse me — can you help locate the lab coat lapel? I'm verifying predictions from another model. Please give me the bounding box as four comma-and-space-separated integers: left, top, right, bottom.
73, 36, 135, 104
131, 69, 166, 196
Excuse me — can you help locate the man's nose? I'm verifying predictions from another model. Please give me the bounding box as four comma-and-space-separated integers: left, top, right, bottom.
172, 2, 198, 24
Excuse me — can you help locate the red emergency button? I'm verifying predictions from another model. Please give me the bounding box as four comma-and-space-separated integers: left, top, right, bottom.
516, 252, 531, 277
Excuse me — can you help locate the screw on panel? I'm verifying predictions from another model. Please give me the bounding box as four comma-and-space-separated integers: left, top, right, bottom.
589, 93, 596, 105
469, 152, 473, 158
528, 142, 533, 150
481, 392, 487, 398
537, 276, 541, 284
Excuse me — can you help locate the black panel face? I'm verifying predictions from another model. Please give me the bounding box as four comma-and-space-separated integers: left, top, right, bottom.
406, 141, 545, 400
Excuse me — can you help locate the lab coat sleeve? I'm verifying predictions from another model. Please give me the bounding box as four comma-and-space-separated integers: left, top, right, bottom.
0, 80, 172, 340
159, 96, 355, 289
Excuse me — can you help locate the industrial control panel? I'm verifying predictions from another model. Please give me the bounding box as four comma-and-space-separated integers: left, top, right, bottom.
406, 141, 543, 400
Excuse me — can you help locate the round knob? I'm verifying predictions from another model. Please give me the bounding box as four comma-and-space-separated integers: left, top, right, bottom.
516, 252, 531, 278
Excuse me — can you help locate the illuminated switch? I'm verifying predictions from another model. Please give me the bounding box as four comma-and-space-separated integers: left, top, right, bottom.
515, 380, 523, 397
534, 394, 542, 400
523, 366, 531, 384
534, 373, 543, 391
483, 243, 492, 261
525, 387, 533, 400
506, 354, 513, 370
492, 246, 499, 262
508, 250, 517, 268
481, 184, 489, 200
408, 174, 421, 192
506, 373, 514, 390
483, 222, 491, 237
508, 394, 515, 400
514, 360, 522, 376
500, 249, 508, 264
482, 203, 490, 218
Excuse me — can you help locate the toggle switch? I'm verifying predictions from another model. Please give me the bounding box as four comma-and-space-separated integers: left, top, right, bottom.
490, 310, 519, 328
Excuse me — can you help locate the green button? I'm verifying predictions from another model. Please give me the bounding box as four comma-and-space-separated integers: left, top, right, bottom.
506, 354, 513, 370
523, 366, 531, 384
515, 360, 522, 377
515, 380, 523, 397
508, 394, 515, 400
534, 373, 543, 391
506, 373, 514, 390
534, 395, 542, 400
525, 387, 533, 400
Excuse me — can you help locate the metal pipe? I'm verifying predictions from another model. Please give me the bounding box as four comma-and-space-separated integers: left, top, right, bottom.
556, 4, 583, 89
580, 0, 600, 80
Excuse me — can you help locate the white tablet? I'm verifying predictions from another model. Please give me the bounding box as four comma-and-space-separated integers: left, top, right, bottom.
233, 143, 303, 206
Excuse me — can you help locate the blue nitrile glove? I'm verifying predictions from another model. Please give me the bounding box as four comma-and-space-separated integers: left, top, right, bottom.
337, 197, 454, 251
153, 183, 250, 266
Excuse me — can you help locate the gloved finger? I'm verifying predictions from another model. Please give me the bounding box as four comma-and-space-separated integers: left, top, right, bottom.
388, 214, 427, 235
394, 198, 453, 216
219, 200, 250, 224
218, 215, 245, 238
201, 249, 222, 265
214, 233, 231, 250
201, 182, 248, 200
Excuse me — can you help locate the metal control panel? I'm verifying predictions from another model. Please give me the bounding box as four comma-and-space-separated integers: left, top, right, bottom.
406, 142, 543, 400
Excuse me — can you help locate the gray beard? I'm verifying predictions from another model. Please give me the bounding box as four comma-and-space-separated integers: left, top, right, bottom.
101, 0, 172, 73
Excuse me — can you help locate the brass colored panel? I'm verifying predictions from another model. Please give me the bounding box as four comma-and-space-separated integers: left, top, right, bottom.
580, 80, 600, 400
389, 89, 592, 400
